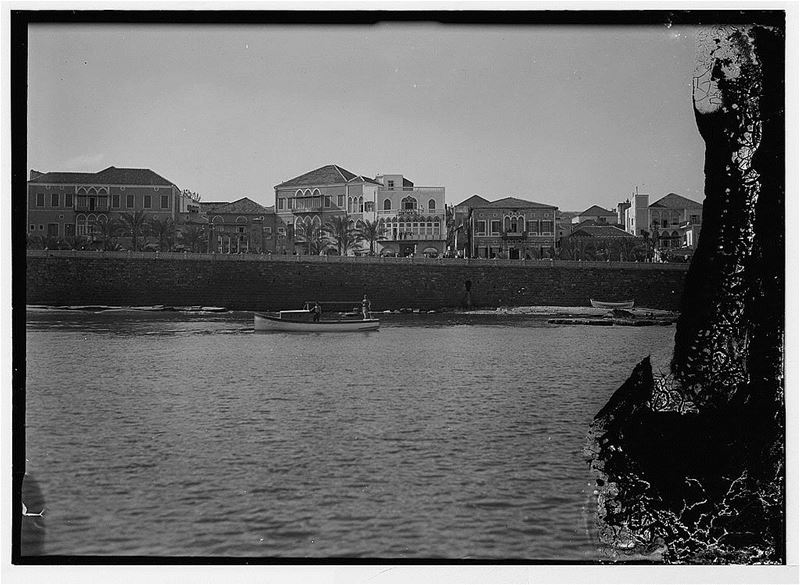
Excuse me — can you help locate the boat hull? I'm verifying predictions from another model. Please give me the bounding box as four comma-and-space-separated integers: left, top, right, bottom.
590, 299, 635, 309
254, 312, 380, 332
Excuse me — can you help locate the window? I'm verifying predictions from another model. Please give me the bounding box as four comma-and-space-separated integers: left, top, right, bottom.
324, 196, 331, 208
39, 224, 44, 231
287, 198, 293, 210
383, 198, 392, 211
278, 198, 285, 210
36, 193, 45, 207
29, 224, 35, 231
402, 196, 417, 211
237, 226, 246, 234
387, 180, 395, 190
359, 197, 364, 213
476, 220, 487, 236
662, 219, 668, 228
364, 201, 374, 212
541, 220, 554, 234
264, 226, 273, 236
528, 220, 540, 235
144, 195, 152, 209
112, 194, 120, 208
161, 195, 169, 209
690, 214, 700, 224
65, 193, 73, 208
337, 195, 344, 207
277, 227, 286, 237
490, 220, 501, 235
47, 223, 59, 237
51, 193, 59, 207
428, 199, 436, 211
126, 194, 135, 208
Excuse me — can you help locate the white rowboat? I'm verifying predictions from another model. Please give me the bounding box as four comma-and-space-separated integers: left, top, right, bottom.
590, 299, 635, 309
254, 311, 380, 332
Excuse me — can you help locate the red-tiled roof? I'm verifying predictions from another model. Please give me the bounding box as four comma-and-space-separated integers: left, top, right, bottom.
202, 198, 272, 215
579, 205, 615, 216
274, 164, 361, 188
570, 225, 637, 238
650, 193, 703, 209
481, 196, 557, 210
455, 194, 490, 208
28, 166, 175, 186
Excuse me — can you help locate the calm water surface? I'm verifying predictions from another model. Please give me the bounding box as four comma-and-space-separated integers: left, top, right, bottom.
24, 309, 675, 559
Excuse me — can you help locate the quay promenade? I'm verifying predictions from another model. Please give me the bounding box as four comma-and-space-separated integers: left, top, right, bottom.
26, 249, 691, 271
26, 250, 689, 312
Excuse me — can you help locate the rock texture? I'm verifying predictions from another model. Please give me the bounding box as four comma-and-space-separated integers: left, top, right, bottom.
587, 24, 784, 564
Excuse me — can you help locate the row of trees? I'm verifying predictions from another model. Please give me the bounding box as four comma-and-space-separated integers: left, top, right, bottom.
294, 217, 387, 256
26, 214, 396, 255
27, 210, 178, 252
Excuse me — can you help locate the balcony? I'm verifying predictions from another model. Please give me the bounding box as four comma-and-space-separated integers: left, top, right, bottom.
501, 231, 527, 240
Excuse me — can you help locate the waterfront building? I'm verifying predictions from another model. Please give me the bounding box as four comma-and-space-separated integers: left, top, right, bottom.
26, 166, 186, 245
450, 195, 490, 257
274, 164, 446, 256
620, 191, 704, 249
200, 198, 277, 253
374, 173, 447, 257
457, 196, 559, 259
273, 164, 382, 255
562, 224, 643, 261
570, 205, 618, 225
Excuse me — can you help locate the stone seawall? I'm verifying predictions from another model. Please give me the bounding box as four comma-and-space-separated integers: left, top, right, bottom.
26, 252, 689, 311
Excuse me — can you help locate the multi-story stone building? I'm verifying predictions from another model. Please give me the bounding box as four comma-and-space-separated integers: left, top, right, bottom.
273, 164, 446, 256
571, 205, 618, 226
374, 173, 447, 257
461, 196, 559, 259
200, 198, 277, 253
26, 166, 184, 244
620, 191, 704, 249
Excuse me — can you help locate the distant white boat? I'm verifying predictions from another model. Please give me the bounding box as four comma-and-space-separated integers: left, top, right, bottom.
254, 301, 379, 332
590, 299, 635, 309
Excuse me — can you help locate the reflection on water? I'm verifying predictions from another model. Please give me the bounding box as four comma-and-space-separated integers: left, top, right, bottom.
24, 309, 675, 558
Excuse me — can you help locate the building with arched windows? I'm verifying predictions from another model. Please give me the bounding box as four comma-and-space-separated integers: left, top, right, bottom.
199, 198, 277, 253
456, 195, 559, 259
620, 192, 704, 249
26, 166, 188, 248
274, 165, 446, 256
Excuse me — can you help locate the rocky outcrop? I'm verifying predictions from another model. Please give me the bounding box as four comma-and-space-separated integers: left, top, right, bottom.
587, 24, 784, 563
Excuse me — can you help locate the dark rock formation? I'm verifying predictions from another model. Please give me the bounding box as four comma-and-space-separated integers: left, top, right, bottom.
587, 23, 784, 564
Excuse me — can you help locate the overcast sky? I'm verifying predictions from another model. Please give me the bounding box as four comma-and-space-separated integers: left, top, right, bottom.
27, 23, 706, 211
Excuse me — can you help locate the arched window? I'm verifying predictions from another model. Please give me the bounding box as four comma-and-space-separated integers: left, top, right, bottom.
86, 214, 97, 236
359, 196, 364, 213
428, 199, 436, 211
402, 196, 417, 211
212, 215, 224, 225
236, 216, 247, 224
383, 198, 392, 211
295, 217, 304, 230
76, 214, 87, 236
312, 215, 321, 228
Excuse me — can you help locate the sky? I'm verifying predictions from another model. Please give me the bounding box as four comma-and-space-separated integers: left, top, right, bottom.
27, 22, 707, 212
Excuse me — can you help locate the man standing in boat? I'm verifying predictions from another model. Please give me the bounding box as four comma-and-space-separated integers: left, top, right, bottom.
361, 295, 371, 320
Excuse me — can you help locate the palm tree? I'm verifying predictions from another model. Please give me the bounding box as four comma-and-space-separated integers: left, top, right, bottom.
296, 223, 327, 255
90, 216, 120, 250
358, 219, 386, 255
118, 210, 149, 251
149, 217, 176, 251
323, 215, 363, 256
180, 224, 206, 252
